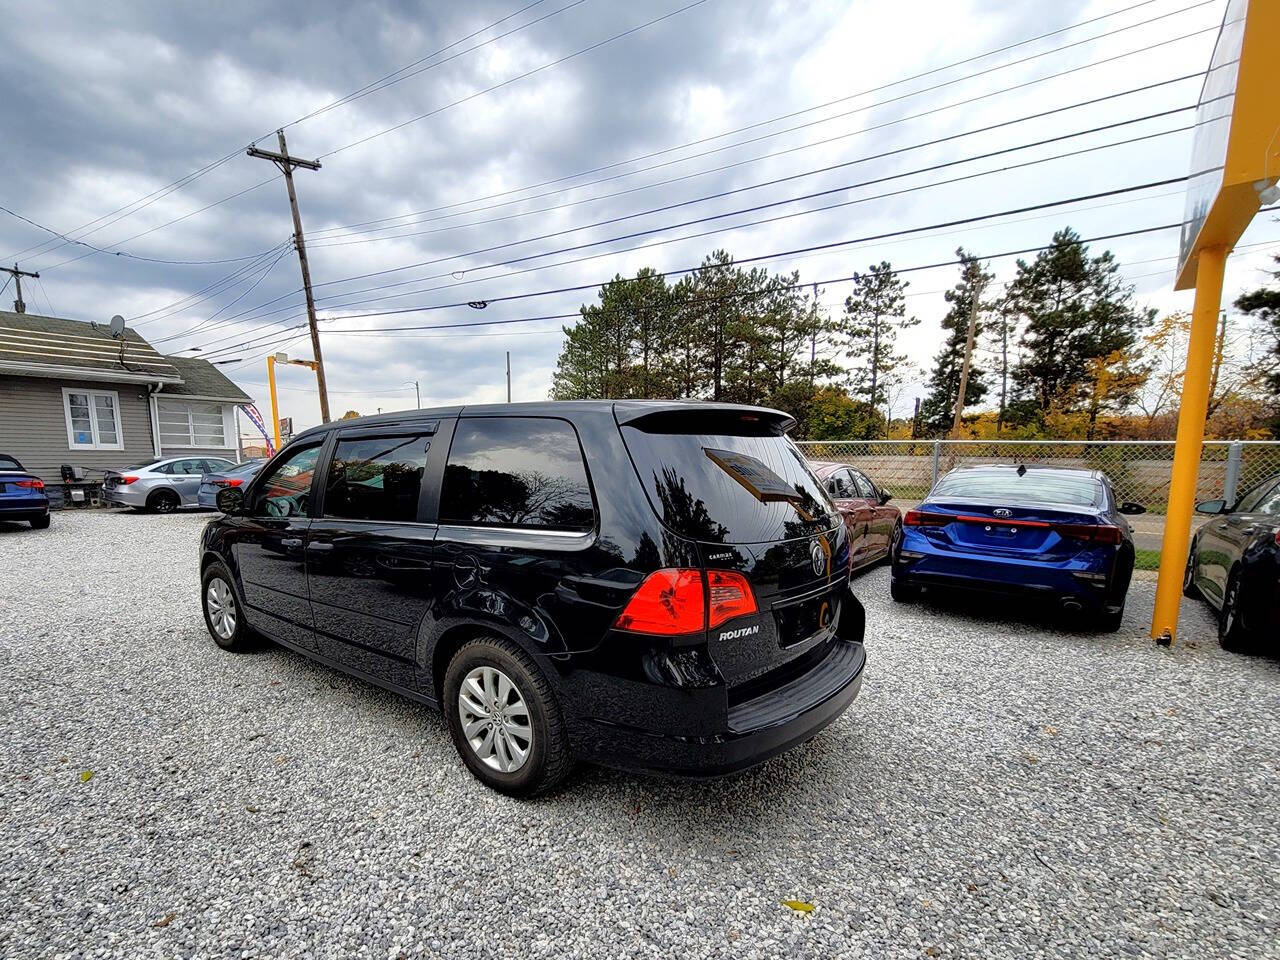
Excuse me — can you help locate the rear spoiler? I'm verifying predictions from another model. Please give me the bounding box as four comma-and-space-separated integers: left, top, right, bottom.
613, 402, 796, 435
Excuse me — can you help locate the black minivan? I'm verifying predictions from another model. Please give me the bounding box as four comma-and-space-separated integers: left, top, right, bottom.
200, 402, 866, 794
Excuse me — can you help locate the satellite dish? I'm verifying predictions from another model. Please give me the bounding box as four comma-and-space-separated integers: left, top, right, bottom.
108, 315, 125, 339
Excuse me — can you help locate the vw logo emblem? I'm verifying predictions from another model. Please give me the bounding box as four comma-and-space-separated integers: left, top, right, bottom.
809, 538, 826, 576
992, 508, 1013, 518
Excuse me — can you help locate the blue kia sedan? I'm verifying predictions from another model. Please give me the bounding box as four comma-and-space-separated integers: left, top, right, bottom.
890, 465, 1144, 631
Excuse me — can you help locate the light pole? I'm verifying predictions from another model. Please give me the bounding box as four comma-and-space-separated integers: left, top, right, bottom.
267, 352, 319, 450
403, 379, 420, 409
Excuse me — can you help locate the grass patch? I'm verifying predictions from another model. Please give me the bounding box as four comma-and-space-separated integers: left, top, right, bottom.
1134, 548, 1162, 571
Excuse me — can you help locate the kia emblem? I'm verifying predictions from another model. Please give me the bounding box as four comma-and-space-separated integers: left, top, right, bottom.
993, 508, 1013, 518
810, 537, 826, 576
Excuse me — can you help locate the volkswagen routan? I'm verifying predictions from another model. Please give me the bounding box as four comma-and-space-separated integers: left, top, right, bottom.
200, 401, 866, 795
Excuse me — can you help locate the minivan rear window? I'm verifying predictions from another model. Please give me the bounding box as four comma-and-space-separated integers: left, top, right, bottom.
621, 419, 835, 544
933, 470, 1103, 507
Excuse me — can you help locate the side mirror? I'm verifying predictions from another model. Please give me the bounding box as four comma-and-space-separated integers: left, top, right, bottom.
215, 486, 246, 515
1118, 501, 1146, 516
1194, 499, 1226, 515
878, 489, 893, 505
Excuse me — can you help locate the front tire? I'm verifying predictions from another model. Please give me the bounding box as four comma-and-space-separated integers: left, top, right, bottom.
202, 562, 250, 651
147, 488, 180, 513
1096, 604, 1125, 633
443, 637, 572, 797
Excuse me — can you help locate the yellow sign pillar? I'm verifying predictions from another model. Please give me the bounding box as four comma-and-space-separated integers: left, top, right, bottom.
1150, 247, 1226, 642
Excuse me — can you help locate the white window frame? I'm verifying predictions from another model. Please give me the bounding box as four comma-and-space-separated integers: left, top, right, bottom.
156, 399, 233, 450
61, 387, 124, 451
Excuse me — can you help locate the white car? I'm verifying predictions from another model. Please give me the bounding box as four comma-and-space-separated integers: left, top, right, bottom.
103, 456, 238, 513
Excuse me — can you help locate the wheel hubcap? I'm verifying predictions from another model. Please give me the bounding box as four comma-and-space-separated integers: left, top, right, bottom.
457, 666, 532, 773
206, 577, 237, 640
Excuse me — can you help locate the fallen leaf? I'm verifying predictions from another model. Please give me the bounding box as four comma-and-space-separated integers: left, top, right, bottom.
1043, 725, 1058, 736
152, 913, 176, 928
79, 770, 94, 783
925, 947, 941, 958
782, 900, 814, 913
245, 805, 260, 814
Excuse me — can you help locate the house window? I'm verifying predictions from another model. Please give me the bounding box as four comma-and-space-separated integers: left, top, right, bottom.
62, 388, 123, 450
157, 400, 228, 448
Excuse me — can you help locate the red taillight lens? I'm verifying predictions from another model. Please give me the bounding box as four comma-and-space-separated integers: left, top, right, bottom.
904, 510, 950, 527
614, 569, 706, 635
707, 570, 757, 628
1054, 523, 1122, 545
214, 478, 243, 487
15, 479, 44, 490
118, 475, 139, 485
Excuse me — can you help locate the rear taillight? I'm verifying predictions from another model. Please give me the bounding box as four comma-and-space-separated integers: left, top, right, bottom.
614, 569, 705, 635
1054, 523, 1123, 545
14, 479, 44, 490
904, 510, 950, 527
214, 478, 244, 487
118, 475, 139, 485
707, 570, 757, 628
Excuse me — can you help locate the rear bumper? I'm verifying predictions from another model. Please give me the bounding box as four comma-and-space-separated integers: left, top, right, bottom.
102, 486, 147, 507
893, 533, 1119, 609
0, 498, 49, 521
569, 637, 866, 776
197, 489, 218, 508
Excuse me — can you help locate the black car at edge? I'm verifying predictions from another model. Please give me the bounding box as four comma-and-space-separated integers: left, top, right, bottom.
1184, 472, 1280, 650
199, 401, 866, 795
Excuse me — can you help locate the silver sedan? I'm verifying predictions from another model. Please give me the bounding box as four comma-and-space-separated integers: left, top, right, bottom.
103, 456, 238, 513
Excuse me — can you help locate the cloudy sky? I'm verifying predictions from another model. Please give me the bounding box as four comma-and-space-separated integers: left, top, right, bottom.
2, 0, 1274, 436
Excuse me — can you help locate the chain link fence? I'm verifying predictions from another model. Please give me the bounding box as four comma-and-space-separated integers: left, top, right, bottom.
795, 439, 1280, 513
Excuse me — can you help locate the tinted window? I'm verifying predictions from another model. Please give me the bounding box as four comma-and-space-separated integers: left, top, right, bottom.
933, 470, 1102, 507
1254, 483, 1280, 515
826, 470, 850, 498
1234, 479, 1279, 513
324, 435, 430, 523
621, 418, 835, 544
167, 459, 203, 475
851, 471, 876, 499
0, 455, 22, 470
440, 418, 595, 531
202, 458, 235, 472
252, 444, 321, 518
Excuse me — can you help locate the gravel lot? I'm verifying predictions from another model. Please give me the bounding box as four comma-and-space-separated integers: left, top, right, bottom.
2, 510, 1278, 959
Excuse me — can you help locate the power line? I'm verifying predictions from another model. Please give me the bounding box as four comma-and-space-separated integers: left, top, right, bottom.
313, 0, 1201, 236
171, 115, 1196, 338
192, 185, 1194, 359
130, 241, 294, 323
150, 246, 293, 341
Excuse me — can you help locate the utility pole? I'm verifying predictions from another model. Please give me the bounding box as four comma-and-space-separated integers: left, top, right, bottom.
506, 351, 512, 402
247, 131, 330, 422
3, 263, 38, 314
404, 379, 420, 408
951, 273, 986, 438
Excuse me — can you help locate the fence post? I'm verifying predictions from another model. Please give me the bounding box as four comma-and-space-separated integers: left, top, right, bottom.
1223, 442, 1243, 505
931, 441, 941, 486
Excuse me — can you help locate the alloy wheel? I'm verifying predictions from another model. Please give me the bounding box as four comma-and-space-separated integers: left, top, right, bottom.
1222, 578, 1239, 635
206, 577, 237, 640
457, 666, 533, 774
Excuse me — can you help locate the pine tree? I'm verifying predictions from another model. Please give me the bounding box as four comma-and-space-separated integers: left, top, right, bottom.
1006, 227, 1153, 435
920, 249, 991, 433
840, 261, 917, 414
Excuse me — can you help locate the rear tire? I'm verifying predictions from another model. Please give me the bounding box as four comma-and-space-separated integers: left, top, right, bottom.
443, 636, 572, 797
147, 488, 180, 514
884, 521, 903, 565
1096, 604, 1125, 633
890, 578, 919, 603
1218, 568, 1252, 652
202, 562, 251, 652
30, 514, 50, 530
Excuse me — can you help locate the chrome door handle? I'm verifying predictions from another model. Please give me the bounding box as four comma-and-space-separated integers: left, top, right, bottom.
307, 542, 334, 553
281, 538, 303, 550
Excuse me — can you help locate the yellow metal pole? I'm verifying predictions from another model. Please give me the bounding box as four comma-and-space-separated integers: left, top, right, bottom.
1150, 246, 1226, 643
267, 354, 282, 452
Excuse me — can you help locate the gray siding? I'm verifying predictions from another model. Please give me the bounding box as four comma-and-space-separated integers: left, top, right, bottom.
0, 374, 155, 484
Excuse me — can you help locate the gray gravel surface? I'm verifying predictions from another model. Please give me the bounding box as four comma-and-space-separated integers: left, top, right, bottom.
2, 510, 1278, 959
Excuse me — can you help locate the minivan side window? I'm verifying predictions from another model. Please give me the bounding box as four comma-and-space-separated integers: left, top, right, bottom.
251, 444, 321, 518
439, 417, 595, 531
324, 435, 431, 523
